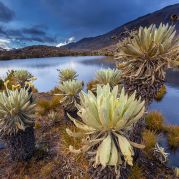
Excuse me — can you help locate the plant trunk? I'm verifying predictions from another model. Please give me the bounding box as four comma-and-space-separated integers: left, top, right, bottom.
4, 127, 35, 161
124, 80, 164, 104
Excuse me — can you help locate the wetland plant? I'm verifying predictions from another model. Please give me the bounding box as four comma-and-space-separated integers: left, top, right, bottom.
57, 80, 83, 112
66, 85, 145, 176
0, 83, 36, 161
87, 68, 122, 92
115, 23, 179, 101
58, 68, 78, 83
13, 69, 36, 87
145, 111, 164, 132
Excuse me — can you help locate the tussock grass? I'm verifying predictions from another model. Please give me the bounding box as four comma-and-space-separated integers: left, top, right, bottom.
155, 85, 166, 101
36, 96, 61, 115
142, 129, 157, 153
128, 164, 144, 179
164, 125, 179, 149
145, 111, 164, 132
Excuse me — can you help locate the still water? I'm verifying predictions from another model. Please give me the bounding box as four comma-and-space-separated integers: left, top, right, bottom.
0, 56, 114, 92
0, 56, 179, 167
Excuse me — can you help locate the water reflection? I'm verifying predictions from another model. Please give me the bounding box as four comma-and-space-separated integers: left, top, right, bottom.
0, 56, 114, 92
150, 70, 179, 125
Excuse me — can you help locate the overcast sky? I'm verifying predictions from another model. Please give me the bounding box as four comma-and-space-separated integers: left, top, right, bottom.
0, 0, 178, 48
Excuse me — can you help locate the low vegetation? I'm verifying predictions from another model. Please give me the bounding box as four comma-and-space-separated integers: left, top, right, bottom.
164, 125, 179, 149
142, 129, 157, 154
115, 23, 179, 100
87, 68, 122, 92
57, 80, 83, 112
0, 23, 178, 178
67, 85, 145, 176
58, 68, 78, 83
0, 82, 36, 161
145, 111, 164, 132
155, 85, 167, 101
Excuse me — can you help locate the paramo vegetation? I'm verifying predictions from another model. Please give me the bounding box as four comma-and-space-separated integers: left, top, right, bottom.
0, 23, 179, 178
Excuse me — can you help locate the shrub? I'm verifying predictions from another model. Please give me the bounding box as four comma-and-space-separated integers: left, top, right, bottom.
115, 23, 179, 100
48, 111, 61, 123
66, 85, 145, 176
13, 69, 36, 87
87, 69, 122, 92
0, 83, 36, 161
145, 111, 164, 132
58, 68, 78, 83
58, 80, 83, 112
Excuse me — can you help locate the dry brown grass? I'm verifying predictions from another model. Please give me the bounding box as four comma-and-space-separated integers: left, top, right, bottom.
155, 85, 167, 101
128, 164, 145, 179
145, 111, 164, 132
36, 95, 62, 115
142, 129, 157, 154
164, 125, 179, 149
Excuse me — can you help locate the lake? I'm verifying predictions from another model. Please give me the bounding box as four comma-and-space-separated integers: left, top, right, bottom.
0, 56, 179, 167
0, 56, 114, 92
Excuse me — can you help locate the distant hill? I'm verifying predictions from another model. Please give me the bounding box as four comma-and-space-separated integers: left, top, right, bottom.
0, 45, 90, 60
65, 3, 179, 51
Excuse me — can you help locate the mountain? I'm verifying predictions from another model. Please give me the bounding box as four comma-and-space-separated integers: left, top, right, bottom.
0, 45, 90, 61
65, 3, 179, 51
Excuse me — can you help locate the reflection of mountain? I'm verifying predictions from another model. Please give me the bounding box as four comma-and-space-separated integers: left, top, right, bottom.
166, 69, 179, 88
79, 57, 115, 68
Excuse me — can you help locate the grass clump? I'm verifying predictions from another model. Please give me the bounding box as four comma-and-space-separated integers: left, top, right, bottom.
155, 85, 167, 101
142, 129, 157, 153
37, 96, 61, 115
145, 111, 164, 132
164, 125, 179, 149
128, 164, 144, 179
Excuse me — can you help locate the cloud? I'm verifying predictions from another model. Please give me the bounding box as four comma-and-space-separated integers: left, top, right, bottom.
56, 37, 75, 47
41, 0, 179, 38
0, 2, 15, 22
22, 27, 46, 36
0, 38, 10, 49
0, 25, 57, 47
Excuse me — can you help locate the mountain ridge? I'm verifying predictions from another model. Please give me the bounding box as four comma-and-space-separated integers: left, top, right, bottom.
65, 3, 179, 51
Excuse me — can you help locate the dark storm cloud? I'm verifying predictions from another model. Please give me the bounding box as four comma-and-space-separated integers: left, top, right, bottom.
22, 27, 46, 36
0, 25, 57, 43
0, 1, 14, 22
40, 0, 179, 37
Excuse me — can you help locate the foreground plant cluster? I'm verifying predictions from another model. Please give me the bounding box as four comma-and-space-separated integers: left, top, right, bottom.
0, 23, 179, 178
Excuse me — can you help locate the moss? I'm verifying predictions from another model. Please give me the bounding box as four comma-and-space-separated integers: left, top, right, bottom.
155, 85, 166, 101
145, 111, 164, 132
164, 125, 179, 149
142, 129, 157, 153
128, 164, 144, 179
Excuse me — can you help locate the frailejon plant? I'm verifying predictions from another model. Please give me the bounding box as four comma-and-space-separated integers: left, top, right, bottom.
66, 85, 145, 176
88, 68, 122, 92
0, 81, 36, 161
115, 23, 179, 101
58, 68, 78, 83
57, 80, 83, 112
13, 69, 36, 87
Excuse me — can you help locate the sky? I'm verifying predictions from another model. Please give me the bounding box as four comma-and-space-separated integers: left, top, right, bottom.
0, 0, 178, 49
